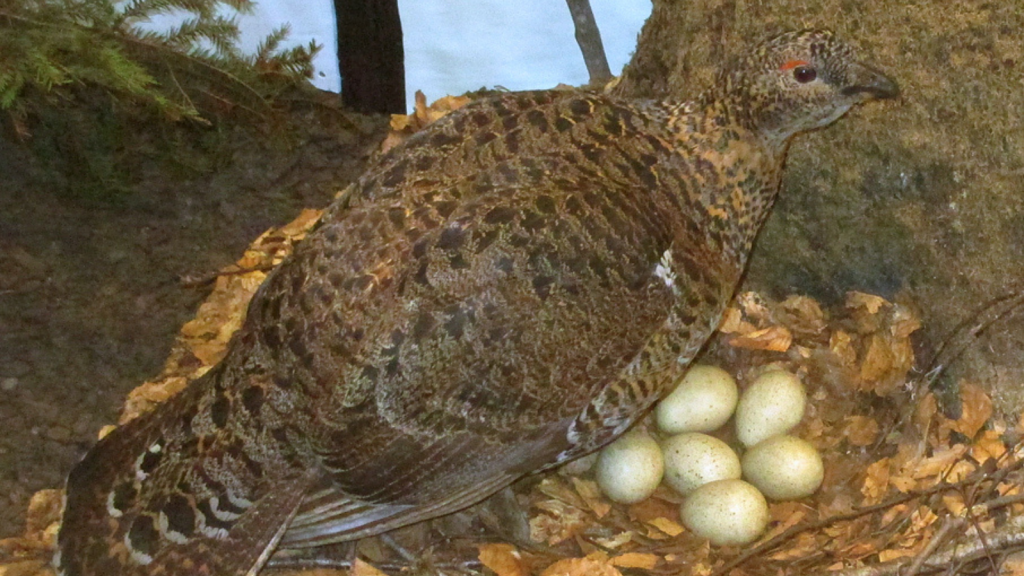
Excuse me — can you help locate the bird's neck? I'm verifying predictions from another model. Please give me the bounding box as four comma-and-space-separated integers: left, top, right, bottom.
661, 100, 790, 266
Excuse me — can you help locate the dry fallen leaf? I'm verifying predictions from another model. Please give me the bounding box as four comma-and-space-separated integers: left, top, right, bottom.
610, 552, 659, 569
858, 333, 894, 390
478, 543, 529, 576
628, 494, 682, 528
25, 491, 61, 541
537, 477, 587, 509
767, 501, 808, 535
121, 377, 189, 422
910, 444, 969, 480
379, 131, 406, 154
910, 505, 939, 532
646, 516, 685, 537
829, 329, 857, 367
842, 415, 880, 447
890, 303, 922, 339
879, 503, 910, 527
539, 556, 623, 576
382, 91, 472, 153
861, 457, 891, 503
1001, 554, 1024, 576
846, 291, 888, 315
942, 492, 966, 516
877, 547, 917, 562
728, 326, 792, 352
350, 559, 389, 576
777, 295, 827, 334
413, 90, 471, 125
389, 112, 411, 131
592, 531, 633, 549
769, 531, 819, 560
276, 208, 323, 239
571, 477, 611, 518
942, 382, 993, 440
914, 393, 938, 438
717, 306, 747, 334
971, 429, 1006, 463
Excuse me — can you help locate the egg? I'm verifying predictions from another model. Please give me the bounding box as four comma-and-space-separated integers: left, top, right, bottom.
680, 479, 769, 546
742, 435, 824, 500
661, 433, 741, 495
734, 369, 806, 447
595, 431, 664, 504
656, 365, 738, 434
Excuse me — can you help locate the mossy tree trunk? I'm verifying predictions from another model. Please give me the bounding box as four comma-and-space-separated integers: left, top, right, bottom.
617, 0, 1024, 413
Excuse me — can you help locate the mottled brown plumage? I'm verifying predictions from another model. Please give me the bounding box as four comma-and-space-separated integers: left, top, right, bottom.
56, 30, 897, 576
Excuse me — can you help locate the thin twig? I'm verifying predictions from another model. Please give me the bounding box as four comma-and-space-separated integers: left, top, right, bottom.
905, 516, 963, 576
712, 455, 1024, 576
922, 288, 1024, 391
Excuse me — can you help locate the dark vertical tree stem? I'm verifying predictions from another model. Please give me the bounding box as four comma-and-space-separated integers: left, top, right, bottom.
335, 0, 406, 114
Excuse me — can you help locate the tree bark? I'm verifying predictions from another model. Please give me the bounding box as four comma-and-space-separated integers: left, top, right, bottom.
335, 0, 406, 114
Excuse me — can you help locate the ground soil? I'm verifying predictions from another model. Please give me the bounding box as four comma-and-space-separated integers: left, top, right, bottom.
0, 106, 387, 537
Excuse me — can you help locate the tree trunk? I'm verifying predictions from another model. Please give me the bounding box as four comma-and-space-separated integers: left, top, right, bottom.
618, 0, 1024, 412
335, 0, 406, 114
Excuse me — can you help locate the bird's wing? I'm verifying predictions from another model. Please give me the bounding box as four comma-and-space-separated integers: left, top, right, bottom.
250, 148, 683, 546
246, 91, 714, 548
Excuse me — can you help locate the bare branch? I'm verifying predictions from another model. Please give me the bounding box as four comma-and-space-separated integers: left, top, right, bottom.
565, 0, 612, 86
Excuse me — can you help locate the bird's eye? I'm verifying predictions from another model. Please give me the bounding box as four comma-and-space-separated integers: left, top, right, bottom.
793, 66, 817, 83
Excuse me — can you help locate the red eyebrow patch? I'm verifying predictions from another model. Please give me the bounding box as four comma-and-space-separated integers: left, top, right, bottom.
780, 59, 810, 70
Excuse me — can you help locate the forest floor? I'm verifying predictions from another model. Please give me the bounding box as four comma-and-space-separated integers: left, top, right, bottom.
0, 105, 387, 537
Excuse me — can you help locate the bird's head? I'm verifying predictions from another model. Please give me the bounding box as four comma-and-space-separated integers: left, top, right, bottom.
710, 30, 899, 145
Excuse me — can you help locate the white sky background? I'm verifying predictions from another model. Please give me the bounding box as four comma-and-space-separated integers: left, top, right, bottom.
149, 0, 652, 112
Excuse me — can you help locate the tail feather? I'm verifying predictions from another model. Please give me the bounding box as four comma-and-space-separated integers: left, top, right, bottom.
277, 469, 517, 549
56, 378, 315, 576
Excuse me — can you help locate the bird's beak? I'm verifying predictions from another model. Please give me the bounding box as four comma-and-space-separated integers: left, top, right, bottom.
841, 62, 900, 100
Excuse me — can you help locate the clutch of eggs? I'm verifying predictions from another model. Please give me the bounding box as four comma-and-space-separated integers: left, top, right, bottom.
594, 365, 821, 546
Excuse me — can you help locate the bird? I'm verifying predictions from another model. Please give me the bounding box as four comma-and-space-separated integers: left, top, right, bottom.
55, 29, 898, 576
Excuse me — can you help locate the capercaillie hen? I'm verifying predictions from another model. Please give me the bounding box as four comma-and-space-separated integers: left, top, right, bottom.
56, 30, 898, 576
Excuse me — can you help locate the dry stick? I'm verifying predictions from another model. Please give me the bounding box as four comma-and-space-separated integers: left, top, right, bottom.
711, 455, 1024, 576
921, 288, 1024, 392
860, 456, 1024, 576
904, 516, 964, 576
868, 288, 1024, 464
962, 492, 1001, 576
833, 514, 1024, 576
